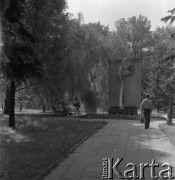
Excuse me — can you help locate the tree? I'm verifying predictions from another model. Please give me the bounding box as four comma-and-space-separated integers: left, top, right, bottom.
38, 12, 69, 109
1, 0, 67, 128
1, 0, 41, 127
64, 16, 111, 110
115, 15, 151, 58
161, 9, 175, 124
147, 27, 175, 111
161, 8, 175, 24
114, 15, 153, 99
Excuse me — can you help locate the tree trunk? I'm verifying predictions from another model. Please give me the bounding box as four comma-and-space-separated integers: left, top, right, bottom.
4, 87, 10, 114
9, 80, 16, 128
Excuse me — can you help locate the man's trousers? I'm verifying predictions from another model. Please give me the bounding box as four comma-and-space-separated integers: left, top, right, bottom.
143, 108, 151, 129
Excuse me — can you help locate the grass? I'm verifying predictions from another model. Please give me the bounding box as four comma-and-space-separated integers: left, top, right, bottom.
151, 114, 166, 121
0, 114, 107, 180
159, 122, 175, 145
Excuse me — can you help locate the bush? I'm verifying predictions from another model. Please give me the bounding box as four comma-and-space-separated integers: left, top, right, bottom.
79, 113, 139, 120
83, 90, 98, 114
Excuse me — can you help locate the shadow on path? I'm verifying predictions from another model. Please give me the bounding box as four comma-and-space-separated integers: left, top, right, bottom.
44, 119, 175, 180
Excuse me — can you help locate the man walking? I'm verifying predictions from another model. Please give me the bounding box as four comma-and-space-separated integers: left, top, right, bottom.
141, 94, 153, 129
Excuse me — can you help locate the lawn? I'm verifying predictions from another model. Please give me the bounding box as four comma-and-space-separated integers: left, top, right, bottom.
159, 122, 175, 145
0, 114, 107, 180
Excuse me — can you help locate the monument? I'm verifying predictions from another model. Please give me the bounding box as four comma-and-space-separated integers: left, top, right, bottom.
108, 58, 141, 115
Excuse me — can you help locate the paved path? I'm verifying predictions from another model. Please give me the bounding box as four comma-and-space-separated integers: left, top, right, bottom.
43, 120, 175, 180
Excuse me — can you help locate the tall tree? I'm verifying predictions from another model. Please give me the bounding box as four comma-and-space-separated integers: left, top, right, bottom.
1, 0, 67, 128
64, 16, 111, 109
147, 27, 175, 111
161, 10, 175, 124
1, 0, 41, 127
114, 15, 152, 98
115, 15, 151, 58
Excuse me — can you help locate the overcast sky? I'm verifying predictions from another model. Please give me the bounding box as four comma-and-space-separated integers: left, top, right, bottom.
67, 0, 175, 30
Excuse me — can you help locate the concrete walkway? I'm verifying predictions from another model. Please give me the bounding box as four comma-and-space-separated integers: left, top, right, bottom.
43, 120, 175, 180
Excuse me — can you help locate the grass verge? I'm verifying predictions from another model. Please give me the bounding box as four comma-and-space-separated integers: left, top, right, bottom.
151, 114, 166, 121
159, 122, 175, 145
0, 115, 107, 180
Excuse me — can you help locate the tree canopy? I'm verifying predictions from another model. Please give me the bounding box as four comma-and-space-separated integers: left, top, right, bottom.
1, 0, 67, 127
1, 2, 175, 124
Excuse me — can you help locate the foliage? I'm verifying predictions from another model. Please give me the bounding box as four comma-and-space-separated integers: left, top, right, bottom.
1, 0, 67, 127
115, 15, 151, 58
13, 14, 112, 110
83, 90, 98, 114
0, 0, 9, 15
146, 26, 175, 110
161, 8, 175, 24
113, 15, 153, 99
2, 4, 175, 116
60, 15, 111, 108
1, 1, 42, 82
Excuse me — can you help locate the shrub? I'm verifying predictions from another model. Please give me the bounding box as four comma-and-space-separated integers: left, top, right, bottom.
83, 90, 98, 114
79, 113, 139, 120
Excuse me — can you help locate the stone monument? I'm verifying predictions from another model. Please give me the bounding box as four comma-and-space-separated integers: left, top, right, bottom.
108, 58, 141, 115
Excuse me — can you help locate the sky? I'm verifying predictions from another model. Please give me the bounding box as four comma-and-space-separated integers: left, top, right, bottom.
67, 0, 175, 31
